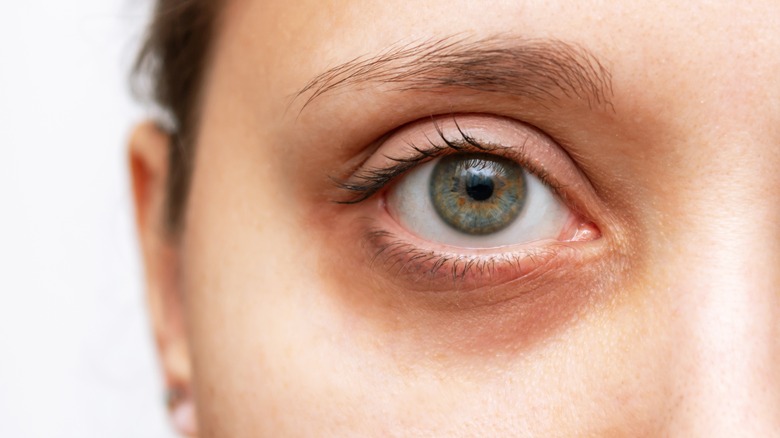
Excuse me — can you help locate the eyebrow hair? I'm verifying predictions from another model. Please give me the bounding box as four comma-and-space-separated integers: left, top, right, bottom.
294, 35, 614, 111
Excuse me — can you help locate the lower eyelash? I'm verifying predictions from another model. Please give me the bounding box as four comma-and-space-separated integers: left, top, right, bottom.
363, 227, 562, 285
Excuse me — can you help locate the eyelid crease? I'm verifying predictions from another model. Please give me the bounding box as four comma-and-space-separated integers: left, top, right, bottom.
331, 118, 562, 205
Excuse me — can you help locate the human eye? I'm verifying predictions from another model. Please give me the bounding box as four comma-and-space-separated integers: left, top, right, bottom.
334, 114, 602, 286
390, 151, 568, 248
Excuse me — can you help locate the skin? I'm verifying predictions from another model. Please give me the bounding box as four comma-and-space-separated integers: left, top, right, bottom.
130, 0, 780, 436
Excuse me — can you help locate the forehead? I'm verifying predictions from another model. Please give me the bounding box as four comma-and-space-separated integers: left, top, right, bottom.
216, 0, 780, 103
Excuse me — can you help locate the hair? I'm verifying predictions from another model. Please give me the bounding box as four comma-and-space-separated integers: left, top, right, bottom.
133, 0, 220, 231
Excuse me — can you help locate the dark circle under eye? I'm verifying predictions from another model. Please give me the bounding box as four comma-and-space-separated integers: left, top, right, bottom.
429, 153, 526, 235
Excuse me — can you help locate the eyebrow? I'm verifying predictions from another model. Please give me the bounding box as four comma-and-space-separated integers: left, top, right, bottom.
294, 36, 614, 112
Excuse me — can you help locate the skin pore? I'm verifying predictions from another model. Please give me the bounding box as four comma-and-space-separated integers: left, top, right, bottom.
130, 0, 780, 436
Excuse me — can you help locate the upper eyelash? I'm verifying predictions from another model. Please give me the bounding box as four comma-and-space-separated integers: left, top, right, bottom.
332, 120, 561, 204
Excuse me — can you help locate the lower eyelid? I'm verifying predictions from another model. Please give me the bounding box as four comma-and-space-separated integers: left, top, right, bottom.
348, 166, 605, 290
359, 214, 595, 295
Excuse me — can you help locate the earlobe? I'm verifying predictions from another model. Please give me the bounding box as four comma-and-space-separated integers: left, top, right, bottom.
129, 122, 199, 436
167, 387, 199, 437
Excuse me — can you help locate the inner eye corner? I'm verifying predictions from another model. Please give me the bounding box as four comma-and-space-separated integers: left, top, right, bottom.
569, 218, 602, 243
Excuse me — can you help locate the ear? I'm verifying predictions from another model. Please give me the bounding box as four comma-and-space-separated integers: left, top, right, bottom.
129, 122, 198, 436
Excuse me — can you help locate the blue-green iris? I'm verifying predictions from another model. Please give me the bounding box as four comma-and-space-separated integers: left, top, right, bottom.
430, 153, 526, 235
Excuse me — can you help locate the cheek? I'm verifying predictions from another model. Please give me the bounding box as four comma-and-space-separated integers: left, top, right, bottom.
180, 127, 398, 434
180, 20, 673, 432
178, 134, 672, 437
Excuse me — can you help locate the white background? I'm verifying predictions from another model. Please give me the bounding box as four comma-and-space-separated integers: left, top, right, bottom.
0, 1, 174, 436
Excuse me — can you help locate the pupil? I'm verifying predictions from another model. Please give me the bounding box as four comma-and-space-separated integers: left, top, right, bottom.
465, 176, 494, 201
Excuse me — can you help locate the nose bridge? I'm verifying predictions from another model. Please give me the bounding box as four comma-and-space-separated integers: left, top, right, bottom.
666, 251, 779, 434
659, 153, 780, 435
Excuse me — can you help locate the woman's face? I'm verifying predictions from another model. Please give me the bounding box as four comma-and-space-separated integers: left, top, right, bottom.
132, 0, 780, 436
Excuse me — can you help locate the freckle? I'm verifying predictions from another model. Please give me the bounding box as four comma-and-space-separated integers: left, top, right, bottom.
432, 352, 448, 363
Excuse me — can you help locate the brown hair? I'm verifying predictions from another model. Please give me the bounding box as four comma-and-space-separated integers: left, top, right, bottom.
133, 0, 220, 231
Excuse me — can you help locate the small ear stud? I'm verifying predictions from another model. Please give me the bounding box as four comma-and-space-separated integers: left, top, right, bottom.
165, 388, 198, 436
166, 388, 184, 410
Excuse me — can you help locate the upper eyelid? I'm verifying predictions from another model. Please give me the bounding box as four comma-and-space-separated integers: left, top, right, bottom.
332, 124, 496, 204
332, 118, 565, 205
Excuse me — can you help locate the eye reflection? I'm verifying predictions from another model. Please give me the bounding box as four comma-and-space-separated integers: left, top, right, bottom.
430, 153, 526, 235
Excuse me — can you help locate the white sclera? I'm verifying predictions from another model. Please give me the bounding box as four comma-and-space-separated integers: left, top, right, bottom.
387, 158, 569, 249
